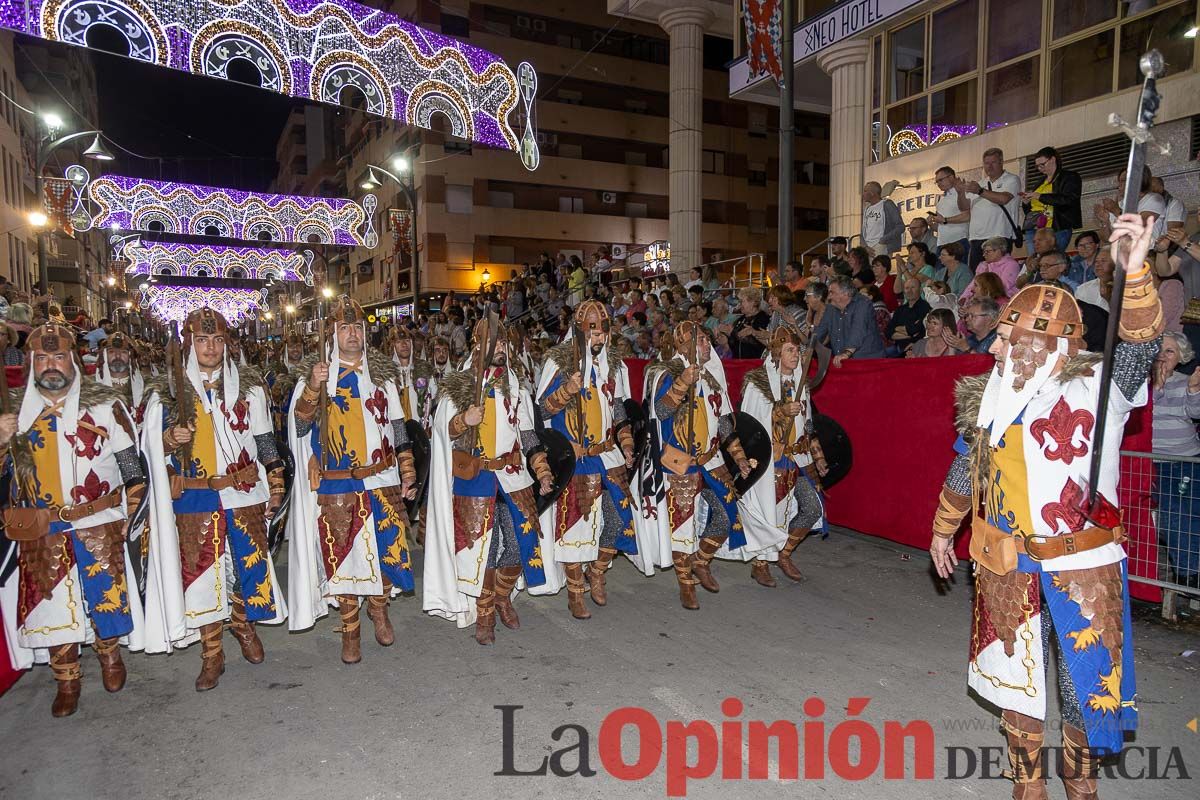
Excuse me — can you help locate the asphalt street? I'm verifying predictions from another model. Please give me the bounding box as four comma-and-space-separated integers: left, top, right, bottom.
1, 528, 1196, 800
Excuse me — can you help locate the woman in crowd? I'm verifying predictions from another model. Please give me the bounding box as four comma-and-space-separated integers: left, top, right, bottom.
903, 242, 945, 286
7, 302, 31, 348
938, 242, 973, 296
862, 284, 892, 348
906, 309, 964, 358
803, 282, 828, 339
958, 272, 1008, 334
0, 323, 23, 366
765, 285, 805, 334
870, 255, 899, 311
1151, 331, 1200, 589
846, 246, 871, 277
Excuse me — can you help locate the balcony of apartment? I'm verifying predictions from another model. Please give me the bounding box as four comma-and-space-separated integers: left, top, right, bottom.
44, 253, 81, 285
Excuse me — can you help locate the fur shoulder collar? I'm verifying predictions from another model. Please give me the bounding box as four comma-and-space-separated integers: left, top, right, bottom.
742, 366, 773, 402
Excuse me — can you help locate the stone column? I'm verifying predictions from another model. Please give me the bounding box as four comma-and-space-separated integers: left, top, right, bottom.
816, 39, 871, 240
658, 5, 712, 276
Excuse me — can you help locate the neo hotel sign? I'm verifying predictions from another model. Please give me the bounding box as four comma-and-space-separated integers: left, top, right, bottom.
729, 0, 924, 97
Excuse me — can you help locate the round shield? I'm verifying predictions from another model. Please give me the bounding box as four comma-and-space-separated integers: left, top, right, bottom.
404, 419, 431, 518
531, 428, 575, 514
722, 411, 772, 497
813, 412, 852, 488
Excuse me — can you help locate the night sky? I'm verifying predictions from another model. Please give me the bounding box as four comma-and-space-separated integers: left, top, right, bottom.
91, 47, 296, 190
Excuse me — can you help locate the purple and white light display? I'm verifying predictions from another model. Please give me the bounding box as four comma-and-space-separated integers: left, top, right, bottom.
141, 285, 267, 327
0, 0, 539, 168
122, 239, 314, 284
888, 124, 980, 157
91, 175, 376, 246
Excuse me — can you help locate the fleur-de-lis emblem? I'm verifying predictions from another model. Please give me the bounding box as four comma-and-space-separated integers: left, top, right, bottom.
1041, 478, 1089, 534
1029, 398, 1094, 465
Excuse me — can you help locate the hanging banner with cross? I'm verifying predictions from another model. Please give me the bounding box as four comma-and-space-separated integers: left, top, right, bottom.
42, 176, 75, 236
389, 208, 413, 254
743, 0, 784, 84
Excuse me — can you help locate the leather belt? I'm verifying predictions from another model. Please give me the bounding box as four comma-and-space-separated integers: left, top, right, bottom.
572, 437, 614, 458
1015, 526, 1122, 561
477, 450, 522, 472
319, 454, 396, 482
695, 444, 720, 467
53, 488, 125, 523
172, 463, 261, 493
781, 436, 811, 457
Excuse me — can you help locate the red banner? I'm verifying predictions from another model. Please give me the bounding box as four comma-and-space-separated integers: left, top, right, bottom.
389, 208, 412, 254
41, 176, 74, 235
743, 0, 784, 83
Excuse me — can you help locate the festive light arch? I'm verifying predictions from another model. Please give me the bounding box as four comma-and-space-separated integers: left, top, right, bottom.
89, 175, 377, 246
122, 239, 315, 284
1, 0, 540, 167
141, 285, 267, 327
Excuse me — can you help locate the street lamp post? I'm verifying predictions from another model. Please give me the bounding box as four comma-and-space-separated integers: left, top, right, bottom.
361, 144, 420, 309
33, 113, 113, 295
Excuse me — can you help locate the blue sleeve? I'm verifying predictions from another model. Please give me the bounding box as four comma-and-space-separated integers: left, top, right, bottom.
953, 434, 969, 455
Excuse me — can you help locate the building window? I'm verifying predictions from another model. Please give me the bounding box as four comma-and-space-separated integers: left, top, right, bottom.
1053, 0, 1118, 39
559, 143, 583, 159
748, 208, 766, 234
988, 0, 1043, 66
625, 151, 647, 166
1048, 29, 1115, 110
930, 0, 978, 85
702, 150, 725, 175
748, 168, 767, 187
446, 185, 473, 214
1117, 2, 1196, 90
985, 56, 1040, 129
624, 202, 647, 218
441, 14, 470, 37
557, 89, 583, 105
889, 20, 926, 102
559, 196, 584, 213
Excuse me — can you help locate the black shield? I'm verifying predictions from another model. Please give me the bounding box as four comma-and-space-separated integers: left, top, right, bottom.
622, 398, 650, 470
267, 435, 296, 558
124, 452, 154, 596
0, 470, 14, 586
812, 412, 852, 488
722, 412, 772, 497
404, 419, 431, 517
531, 428, 576, 514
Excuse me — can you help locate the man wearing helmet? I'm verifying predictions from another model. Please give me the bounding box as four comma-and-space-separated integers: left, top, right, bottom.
930, 214, 1163, 799
141, 308, 288, 691
390, 325, 437, 433
94, 332, 147, 426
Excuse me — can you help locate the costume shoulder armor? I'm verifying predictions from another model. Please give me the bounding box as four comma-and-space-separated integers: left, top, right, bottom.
440, 370, 476, 411
742, 366, 772, 401
953, 373, 988, 438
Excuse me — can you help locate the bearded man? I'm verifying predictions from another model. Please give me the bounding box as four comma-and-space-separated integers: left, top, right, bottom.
94, 332, 146, 425
286, 298, 417, 664
141, 308, 287, 691
390, 325, 437, 433
0, 323, 146, 716
930, 214, 1163, 800
429, 336, 453, 379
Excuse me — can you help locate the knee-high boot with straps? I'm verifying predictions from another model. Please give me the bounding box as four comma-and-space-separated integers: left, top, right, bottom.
366, 579, 396, 646
337, 596, 362, 664
1061, 724, 1099, 800
494, 566, 522, 629
229, 594, 265, 664
690, 537, 724, 593
588, 547, 617, 606
672, 552, 699, 610
195, 622, 225, 692
48, 644, 81, 717
475, 568, 497, 645
564, 563, 591, 620
92, 630, 126, 692
1001, 710, 1048, 800
777, 528, 809, 582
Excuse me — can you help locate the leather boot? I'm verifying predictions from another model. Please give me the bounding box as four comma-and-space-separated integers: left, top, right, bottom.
229, 594, 265, 664
691, 537, 724, 593
672, 552, 699, 610
92, 634, 126, 692
474, 569, 497, 645
49, 644, 81, 717
564, 563, 592, 620
494, 566, 522, 630
337, 596, 362, 664
1001, 710, 1048, 800
777, 528, 808, 582
1061, 724, 1099, 800
366, 579, 395, 646
750, 559, 776, 587
588, 547, 616, 606
195, 622, 225, 692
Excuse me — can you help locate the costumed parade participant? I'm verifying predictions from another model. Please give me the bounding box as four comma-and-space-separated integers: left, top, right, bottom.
733, 327, 827, 587
141, 308, 287, 691
390, 325, 437, 432
423, 315, 556, 645
269, 332, 305, 433
535, 301, 639, 618
429, 336, 453, 380
286, 297, 417, 664
642, 321, 754, 609
94, 332, 147, 426
0, 323, 147, 716
930, 213, 1163, 800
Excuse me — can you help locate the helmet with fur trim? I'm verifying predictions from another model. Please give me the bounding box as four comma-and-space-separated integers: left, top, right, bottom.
573, 300, 610, 334
26, 322, 75, 355
329, 296, 366, 325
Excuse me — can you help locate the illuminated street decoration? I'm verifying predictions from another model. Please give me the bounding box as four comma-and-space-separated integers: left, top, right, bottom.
91, 174, 376, 246
0, 0, 540, 167
643, 240, 671, 276
141, 285, 267, 327
121, 239, 315, 284
887, 124, 979, 157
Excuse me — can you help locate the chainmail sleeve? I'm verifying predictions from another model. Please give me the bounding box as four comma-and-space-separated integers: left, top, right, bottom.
1112, 338, 1161, 403
115, 446, 145, 486
944, 452, 973, 497
520, 429, 540, 455
392, 420, 412, 451
717, 414, 734, 441
805, 416, 816, 436
613, 397, 628, 424
254, 433, 281, 467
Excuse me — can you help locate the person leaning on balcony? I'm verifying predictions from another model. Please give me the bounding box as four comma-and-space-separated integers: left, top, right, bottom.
861, 181, 904, 256
956, 147, 1022, 270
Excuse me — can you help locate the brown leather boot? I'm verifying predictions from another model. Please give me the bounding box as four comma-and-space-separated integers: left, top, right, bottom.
366, 580, 395, 646
1061, 724, 1099, 800
750, 559, 776, 587
672, 552, 699, 610
337, 596, 362, 664
49, 644, 81, 717
588, 547, 616, 606
494, 566, 522, 630
1001, 710, 1048, 800
229, 594, 265, 664
93, 634, 126, 692
474, 569, 497, 645
195, 622, 225, 692
565, 563, 592, 620
691, 537, 723, 593
777, 528, 808, 582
